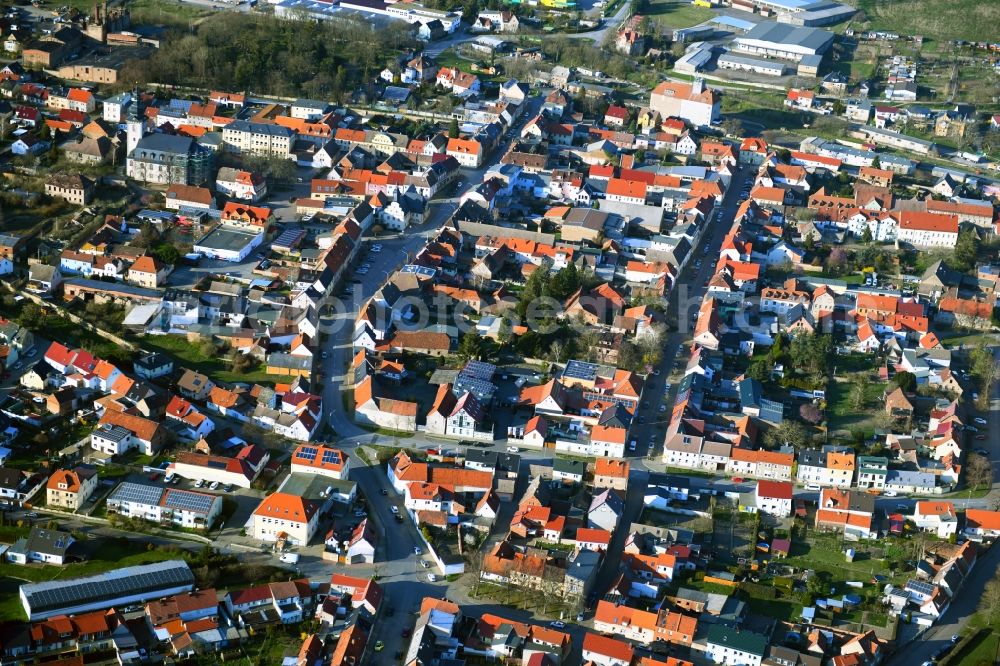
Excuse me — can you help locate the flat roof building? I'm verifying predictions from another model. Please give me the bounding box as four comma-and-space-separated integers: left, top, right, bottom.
193, 225, 262, 263
717, 52, 789, 76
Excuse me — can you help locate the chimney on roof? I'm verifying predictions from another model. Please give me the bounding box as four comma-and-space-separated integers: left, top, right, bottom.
692, 78, 704, 95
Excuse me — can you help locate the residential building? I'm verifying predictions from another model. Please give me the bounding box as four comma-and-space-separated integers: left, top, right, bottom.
249, 491, 321, 545
816, 488, 876, 540
106, 482, 222, 530
45, 173, 95, 205
913, 501, 958, 539
46, 466, 98, 510
6, 527, 75, 566
706, 625, 768, 666
649, 79, 719, 127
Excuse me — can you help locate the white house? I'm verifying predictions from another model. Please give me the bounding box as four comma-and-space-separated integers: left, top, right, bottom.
752, 480, 792, 517
913, 501, 958, 539
249, 492, 320, 545
106, 482, 222, 530
706, 626, 768, 666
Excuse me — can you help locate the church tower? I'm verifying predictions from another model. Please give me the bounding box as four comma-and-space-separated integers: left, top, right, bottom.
125, 86, 145, 155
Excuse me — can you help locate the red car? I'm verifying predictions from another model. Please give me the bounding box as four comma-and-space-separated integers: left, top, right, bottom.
731, 477, 744, 483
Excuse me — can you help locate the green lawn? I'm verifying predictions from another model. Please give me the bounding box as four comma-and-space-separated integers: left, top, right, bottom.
952, 630, 1000, 666
139, 334, 285, 385
645, 0, 716, 29
854, 0, 1000, 43
827, 373, 887, 434
784, 532, 892, 581
748, 597, 803, 622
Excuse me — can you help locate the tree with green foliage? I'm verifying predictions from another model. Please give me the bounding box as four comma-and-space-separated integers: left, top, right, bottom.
152, 243, 181, 266
457, 331, 496, 362
448, 118, 460, 139
949, 228, 979, 273
893, 371, 917, 393
861, 226, 873, 244
548, 263, 580, 301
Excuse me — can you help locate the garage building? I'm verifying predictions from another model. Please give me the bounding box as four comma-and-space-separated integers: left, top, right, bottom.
717, 52, 788, 76
192, 225, 262, 262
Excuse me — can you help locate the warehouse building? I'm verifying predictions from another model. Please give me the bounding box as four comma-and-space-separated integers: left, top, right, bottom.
20, 560, 195, 620
717, 52, 788, 76
733, 21, 834, 62
192, 225, 262, 262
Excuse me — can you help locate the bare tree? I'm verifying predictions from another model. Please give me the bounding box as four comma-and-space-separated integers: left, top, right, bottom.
966, 453, 993, 492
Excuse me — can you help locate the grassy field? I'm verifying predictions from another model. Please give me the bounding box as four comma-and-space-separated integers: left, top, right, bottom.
0, 199, 72, 234
139, 334, 285, 385
645, 0, 716, 29
852, 0, 1000, 43
952, 630, 1000, 666
827, 372, 887, 434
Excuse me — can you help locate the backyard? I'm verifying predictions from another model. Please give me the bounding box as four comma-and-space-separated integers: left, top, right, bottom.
826, 370, 888, 437
139, 333, 284, 385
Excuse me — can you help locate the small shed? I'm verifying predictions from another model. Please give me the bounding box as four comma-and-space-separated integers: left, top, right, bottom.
771, 538, 791, 558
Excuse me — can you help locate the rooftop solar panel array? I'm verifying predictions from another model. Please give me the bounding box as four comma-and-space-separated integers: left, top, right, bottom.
563, 360, 599, 381
296, 446, 318, 461
22, 560, 195, 614
162, 489, 217, 515
108, 482, 164, 507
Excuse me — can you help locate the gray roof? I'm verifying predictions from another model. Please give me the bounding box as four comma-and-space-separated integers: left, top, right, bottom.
134, 133, 194, 155
718, 52, 788, 71
739, 21, 834, 52
10, 527, 74, 557
20, 560, 194, 618
706, 625, 768, 656
225, 120, 294, 137
292, 98, 330, 111
553, 458, 586, 477
109, 481, 164, 506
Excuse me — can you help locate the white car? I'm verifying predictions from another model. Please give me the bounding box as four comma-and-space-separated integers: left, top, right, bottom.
390, 506, 399, 515
413, 546, 422, 555
428, 573, 438, 582
209, 481, 220, 490
507, 446, 519, 453
883, 490, 898, 497
279, 553, 300, 564
974, 417, 988, 425
193, 479, 205, 488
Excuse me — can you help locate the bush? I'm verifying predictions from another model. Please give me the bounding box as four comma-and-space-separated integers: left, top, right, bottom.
739, 581, 777, 600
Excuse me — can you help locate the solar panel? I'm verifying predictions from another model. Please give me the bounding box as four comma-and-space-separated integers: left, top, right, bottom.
296, 446, 318, 461
22, 561, 195, 614
564, 360, 599, 380
163, 489, 216, 514
321, 449, 341, 466
906, 579, 935, 595
109, 482, 164, 507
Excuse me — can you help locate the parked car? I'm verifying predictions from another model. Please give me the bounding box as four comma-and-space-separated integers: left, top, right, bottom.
975, 417, 988, 425
279, 553, 299, 564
